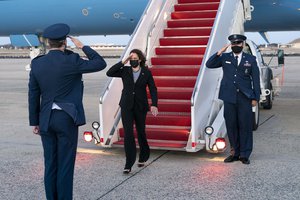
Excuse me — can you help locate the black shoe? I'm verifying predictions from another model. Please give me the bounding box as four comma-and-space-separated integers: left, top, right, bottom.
137, 162, 145, 168
240, 157, 250, 164
224, 155, 239, 163
123, 168, 131, 174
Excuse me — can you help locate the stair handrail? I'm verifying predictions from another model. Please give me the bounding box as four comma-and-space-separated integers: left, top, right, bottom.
145, 5, 164, 64
99, 0, 168, 146
99, 1, 153, 104
145, 0, 178, 66
188, 0, 247, 151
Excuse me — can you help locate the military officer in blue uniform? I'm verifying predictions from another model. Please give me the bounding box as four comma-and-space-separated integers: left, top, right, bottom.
28, 23, 106, 199
206, 34, 260, 164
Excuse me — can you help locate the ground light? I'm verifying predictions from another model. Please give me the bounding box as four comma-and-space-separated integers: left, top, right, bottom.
83, 131, 93, 142
215, 138, 226, 150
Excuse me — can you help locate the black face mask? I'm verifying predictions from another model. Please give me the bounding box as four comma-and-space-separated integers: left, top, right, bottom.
232, 46, 243, 54
130, 60, 139, 68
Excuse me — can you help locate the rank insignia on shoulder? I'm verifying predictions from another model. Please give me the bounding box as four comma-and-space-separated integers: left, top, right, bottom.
32, 54, 45, 60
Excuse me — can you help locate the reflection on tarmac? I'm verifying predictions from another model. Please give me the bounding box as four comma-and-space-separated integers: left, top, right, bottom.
0, 57, 300, 200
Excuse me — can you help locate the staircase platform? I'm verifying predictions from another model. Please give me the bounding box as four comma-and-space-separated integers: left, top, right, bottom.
119, 126, 190, 141
113, 0, 220, 150
113, 139, 188, 150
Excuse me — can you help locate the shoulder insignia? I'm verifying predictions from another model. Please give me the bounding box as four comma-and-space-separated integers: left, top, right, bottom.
32, 54, 45, 61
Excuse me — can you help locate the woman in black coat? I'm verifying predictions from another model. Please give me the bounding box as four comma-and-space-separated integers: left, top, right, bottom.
106, 49, 158, 173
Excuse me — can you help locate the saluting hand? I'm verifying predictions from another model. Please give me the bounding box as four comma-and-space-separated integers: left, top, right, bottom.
122, 54, 133, 65
217, 44, 231, 56
151, 106, 158, 117
68, 36, 84, 49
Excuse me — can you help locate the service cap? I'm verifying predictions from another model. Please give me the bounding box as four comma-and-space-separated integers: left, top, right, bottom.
228, 34, 247, 43
43, 23, 70, 40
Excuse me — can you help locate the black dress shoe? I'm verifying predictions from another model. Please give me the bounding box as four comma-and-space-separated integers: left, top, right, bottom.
240, 157, 250, 164
123, 168, 131, 174
137, 162, 145, 168
224, 155, 239, 163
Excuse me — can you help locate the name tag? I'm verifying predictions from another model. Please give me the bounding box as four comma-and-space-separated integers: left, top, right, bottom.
244, 61, 251, 67
225, 61, 231, 64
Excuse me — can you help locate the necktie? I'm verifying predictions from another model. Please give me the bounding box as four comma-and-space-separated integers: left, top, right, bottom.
235, 56, 239, 67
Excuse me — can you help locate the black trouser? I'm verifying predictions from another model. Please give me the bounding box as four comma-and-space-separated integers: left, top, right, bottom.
40, 110, 78, 200
223, 91, 253, 159
121, 105, 149, 169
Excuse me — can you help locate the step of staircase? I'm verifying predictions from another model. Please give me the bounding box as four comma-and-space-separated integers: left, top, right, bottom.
167, 18, 214, 28
153, 76, 197, 87
114, 139, 187, 150
146, 114, 191, 126
174, 2, 219, 12
155, 46, 206, 55
119, 126, 190, 141
171, 10, 217, 19
159, 36, 209, 46
156, 99, 191, 112
178, 0, 220, 3
148, 87, 194, 100
151, 55, 203, 65
164, 27, 212, 37
150, 66, 199, 76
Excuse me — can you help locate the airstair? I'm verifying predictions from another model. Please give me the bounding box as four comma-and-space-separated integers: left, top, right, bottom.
97, 0, 252, 152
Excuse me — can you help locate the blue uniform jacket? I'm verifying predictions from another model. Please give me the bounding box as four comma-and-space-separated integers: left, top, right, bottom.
206, 52, 260, 104
28, 46, 106, 132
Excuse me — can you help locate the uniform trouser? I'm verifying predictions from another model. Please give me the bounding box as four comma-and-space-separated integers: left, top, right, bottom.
121, 105, 149, 169
40, 110, 78, 200
223, 92, 253, 159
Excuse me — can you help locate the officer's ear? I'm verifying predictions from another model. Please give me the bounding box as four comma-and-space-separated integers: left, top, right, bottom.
63, 40, 67, 48
45, 39, 49, 47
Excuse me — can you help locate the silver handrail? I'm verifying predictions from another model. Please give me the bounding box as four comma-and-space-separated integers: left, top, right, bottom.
99, 0, 153, 104
146, 0, 176, 65
104, 110, 121, 145
190, 0, 224, 106
146, 1, 174, 65
191, 0, 250, 106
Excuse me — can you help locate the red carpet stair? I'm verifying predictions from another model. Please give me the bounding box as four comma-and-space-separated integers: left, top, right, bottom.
115, 0, 220, 150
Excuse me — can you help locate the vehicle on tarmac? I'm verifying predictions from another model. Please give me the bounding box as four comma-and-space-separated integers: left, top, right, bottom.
244, 40, 274, 131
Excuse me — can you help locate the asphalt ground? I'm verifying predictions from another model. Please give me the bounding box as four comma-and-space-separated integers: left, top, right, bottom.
0, 57, 299, 200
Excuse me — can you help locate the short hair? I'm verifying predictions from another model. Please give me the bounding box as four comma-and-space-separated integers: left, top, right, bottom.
130, 49, 146, 68
47, 39, 65, 48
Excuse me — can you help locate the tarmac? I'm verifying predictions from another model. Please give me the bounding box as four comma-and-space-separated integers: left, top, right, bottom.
0, 48, 124, 58
0, 56, 300, 200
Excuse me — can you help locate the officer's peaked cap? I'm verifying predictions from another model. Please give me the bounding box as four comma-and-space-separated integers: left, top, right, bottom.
43, 23, 70, 40
228, 34, 247, 43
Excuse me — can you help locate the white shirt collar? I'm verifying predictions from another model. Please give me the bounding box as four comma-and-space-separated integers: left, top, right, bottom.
233, 52, 243, 65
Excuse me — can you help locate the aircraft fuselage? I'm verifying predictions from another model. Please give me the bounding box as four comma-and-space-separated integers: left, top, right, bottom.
0, 0, 148, 36
245, 0, 300, 31
0, 0, 299, 36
